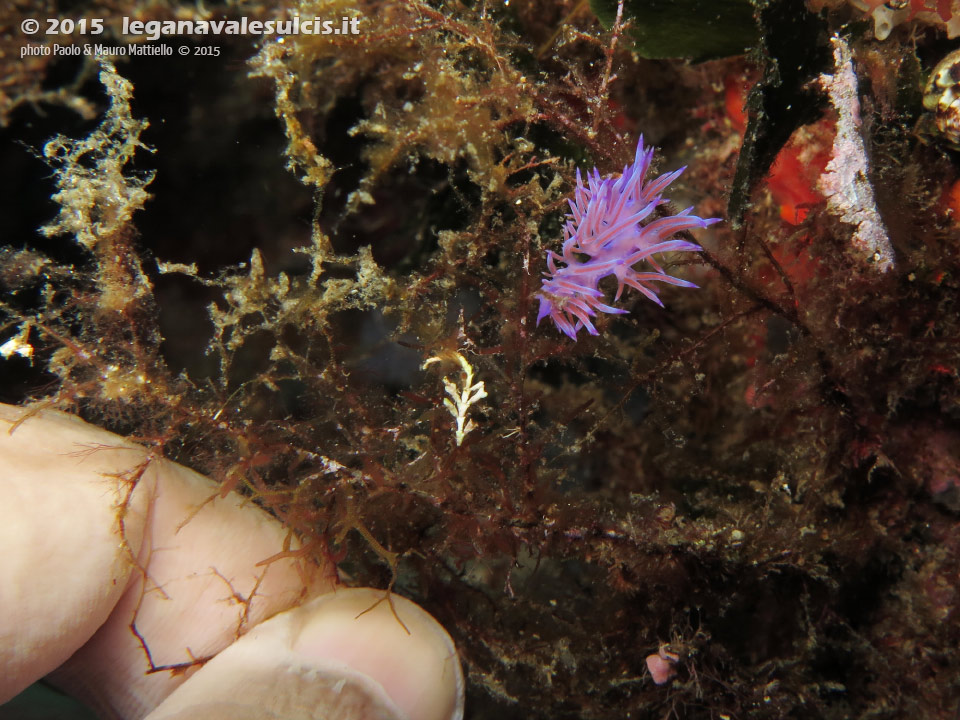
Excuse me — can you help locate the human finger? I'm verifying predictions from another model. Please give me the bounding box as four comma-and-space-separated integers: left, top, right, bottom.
0, 404, 333, 717
0, 405, 153, 704
143, 588, 464, 720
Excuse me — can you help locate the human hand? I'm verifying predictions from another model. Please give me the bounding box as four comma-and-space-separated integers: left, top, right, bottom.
0, 404, 464, 720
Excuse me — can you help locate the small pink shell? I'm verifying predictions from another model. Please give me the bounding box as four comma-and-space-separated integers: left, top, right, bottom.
646, 652, 678, 685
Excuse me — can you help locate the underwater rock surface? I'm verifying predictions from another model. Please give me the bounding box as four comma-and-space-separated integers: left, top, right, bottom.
2, 0, 960, 717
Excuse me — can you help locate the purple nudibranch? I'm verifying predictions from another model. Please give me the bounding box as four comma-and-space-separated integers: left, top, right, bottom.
536, 138, 720, 340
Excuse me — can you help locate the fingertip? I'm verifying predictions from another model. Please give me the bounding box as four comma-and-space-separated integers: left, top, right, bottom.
144, 588, 464, 720
291, 588, 464, 720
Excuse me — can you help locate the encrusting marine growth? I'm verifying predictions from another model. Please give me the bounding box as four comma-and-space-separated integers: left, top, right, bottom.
536, 138, 719, 340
